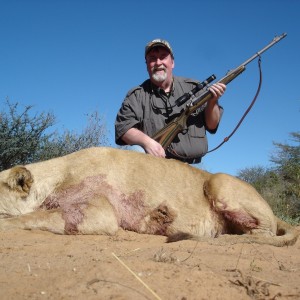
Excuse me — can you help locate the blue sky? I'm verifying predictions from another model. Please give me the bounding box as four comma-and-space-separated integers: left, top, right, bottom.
0, 0, 299, 176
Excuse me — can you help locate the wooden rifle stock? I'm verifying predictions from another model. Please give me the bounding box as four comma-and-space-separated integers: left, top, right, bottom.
152, 33, 287, 150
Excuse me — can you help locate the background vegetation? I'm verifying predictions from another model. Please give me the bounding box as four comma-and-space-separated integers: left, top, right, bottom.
1, 100, 299, 224
238, 132, 300, 225
0, 100, 109, 171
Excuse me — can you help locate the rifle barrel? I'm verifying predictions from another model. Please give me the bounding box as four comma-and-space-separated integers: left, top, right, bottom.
238, 33, 287, 68
204, 33, 287, 100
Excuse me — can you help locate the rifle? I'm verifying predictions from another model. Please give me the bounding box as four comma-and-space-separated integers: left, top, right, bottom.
152, 33, 287, 150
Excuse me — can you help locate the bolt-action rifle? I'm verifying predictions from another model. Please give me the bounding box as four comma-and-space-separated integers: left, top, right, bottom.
151, 33, 287, 150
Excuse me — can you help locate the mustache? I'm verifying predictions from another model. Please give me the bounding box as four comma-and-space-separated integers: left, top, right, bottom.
151, 66, 166, 73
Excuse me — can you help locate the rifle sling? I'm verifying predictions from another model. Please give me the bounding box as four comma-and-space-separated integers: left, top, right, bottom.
206, 57, 263, 155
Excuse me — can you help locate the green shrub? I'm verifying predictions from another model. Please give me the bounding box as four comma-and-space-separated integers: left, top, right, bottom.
238, 132, 300, 224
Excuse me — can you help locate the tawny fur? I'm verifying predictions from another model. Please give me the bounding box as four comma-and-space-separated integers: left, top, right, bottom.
0, 147, 298, 247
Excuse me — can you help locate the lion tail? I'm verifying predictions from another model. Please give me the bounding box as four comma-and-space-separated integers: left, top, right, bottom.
167, 218, 299, 247
274, 217, 299, 246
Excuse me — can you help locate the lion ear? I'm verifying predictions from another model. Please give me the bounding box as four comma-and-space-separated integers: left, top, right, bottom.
6, 166, 34, 197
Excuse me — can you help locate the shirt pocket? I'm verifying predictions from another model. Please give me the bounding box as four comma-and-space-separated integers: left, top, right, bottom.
142, 118, 164, 136
188, 123, 206, 138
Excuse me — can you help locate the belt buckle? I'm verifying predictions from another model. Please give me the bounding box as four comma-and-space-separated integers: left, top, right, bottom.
188, 157, 200, 164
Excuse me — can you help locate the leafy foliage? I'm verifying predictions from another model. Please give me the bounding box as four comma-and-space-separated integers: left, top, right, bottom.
271, 132, 300, 199
238, 132, 300, 224
0, 100, 55, 170
36, 111, 109, 162
0, 100, 108, 171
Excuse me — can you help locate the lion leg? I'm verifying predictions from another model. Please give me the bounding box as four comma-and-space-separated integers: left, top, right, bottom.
0, 196, 119, 236
0, 209, 66, 234
204, 173, 277, 236
76, 196, 119, 235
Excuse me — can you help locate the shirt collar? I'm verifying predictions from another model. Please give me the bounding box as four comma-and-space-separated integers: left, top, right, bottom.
150, 78, 175, 97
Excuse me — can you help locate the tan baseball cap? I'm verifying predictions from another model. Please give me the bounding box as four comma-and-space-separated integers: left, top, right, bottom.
145, 39, 174, 58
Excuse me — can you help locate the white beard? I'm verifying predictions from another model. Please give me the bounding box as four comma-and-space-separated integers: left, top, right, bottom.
152, 71, 167, 82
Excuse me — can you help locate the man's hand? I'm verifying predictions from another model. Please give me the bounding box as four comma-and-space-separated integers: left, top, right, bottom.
143, 139, 166, 157
209, 83, 226, 103
121, 128, 166, 158
205, 83, 226, 130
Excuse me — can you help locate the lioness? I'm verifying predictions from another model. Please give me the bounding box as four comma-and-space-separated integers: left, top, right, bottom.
0, 147, 298, 246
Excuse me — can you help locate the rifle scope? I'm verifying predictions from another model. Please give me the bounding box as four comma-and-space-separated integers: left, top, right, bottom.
175, 74, 216, 107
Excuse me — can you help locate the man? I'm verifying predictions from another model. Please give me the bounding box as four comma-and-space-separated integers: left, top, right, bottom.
115, 39, 226, 164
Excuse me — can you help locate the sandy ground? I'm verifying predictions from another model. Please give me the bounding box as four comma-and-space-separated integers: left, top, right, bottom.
0, 228, 299, 300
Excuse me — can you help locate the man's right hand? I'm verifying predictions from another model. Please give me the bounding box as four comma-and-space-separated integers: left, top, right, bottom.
121, 128, 166, 158
143, 138, 166, 158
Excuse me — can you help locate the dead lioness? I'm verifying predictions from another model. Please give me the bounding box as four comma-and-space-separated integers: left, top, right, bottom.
0, 147, 298, 247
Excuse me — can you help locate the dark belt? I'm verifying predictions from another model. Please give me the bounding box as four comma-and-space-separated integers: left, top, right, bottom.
166, 150, 201, 164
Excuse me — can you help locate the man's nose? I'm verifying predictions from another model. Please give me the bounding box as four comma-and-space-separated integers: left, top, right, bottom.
154, 57, 163, 64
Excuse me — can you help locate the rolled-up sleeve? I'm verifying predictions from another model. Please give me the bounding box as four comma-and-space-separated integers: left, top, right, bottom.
205, 105, 224, 134
115, 90, 142, 145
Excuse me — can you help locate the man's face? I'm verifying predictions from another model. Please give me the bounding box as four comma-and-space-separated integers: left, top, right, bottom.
146, 47, 174, 85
